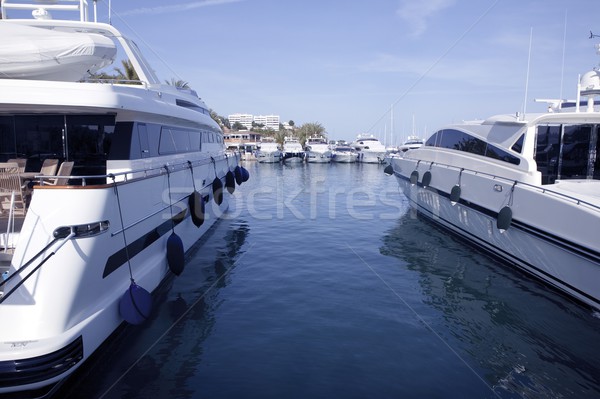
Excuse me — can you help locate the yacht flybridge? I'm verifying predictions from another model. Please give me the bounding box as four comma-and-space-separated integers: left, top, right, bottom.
388, 41, 600, 311
0, 0, 247, 396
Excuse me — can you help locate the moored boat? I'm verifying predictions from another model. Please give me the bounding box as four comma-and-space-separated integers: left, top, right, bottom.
330, 145, 359, 163
0, 1, 246, 396
304, 136, 331, 163
282, 137, 304, 163
398, 136, 424, 152
256, 140, 282, 163
388, 41, 600, 310
351, 134, 387, 163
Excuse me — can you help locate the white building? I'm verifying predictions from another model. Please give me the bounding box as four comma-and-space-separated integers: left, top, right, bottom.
253, 114, 280, 131
228, 113, 254, 130
228, 113, 280, 131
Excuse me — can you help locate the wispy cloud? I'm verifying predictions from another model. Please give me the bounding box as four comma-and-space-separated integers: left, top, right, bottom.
119, 0, 244, 16
396, 0, 455, 37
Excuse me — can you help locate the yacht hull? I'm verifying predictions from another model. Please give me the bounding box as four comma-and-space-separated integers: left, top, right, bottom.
256, 151, 282, 163
0, 157, 235, 395
357, 151, 386, 164
391, 157, 600, 310
305, 151, 331, 163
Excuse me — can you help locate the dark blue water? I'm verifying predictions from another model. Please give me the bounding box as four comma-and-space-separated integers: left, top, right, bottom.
59, 162, 600, 399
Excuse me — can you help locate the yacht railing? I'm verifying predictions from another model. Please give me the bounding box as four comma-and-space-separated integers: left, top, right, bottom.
1, 0, 90, 21
33, 153, 237, 187
403, 158, 600, 214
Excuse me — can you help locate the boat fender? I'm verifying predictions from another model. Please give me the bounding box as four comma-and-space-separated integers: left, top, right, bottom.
167, 232, 185, 275
189, 191, 205, 227
450, 185, 461, 205
410, 170, 419, 185
225, 171, 236, 194
234, 166, 243, 185
119, 282, 152, 325
383, 164, 394, 176
241, 166, 250, 182
172, 208, 187, 224
497, 206, 512, 232
212, 177, 224, 205
422, 171, 432, 187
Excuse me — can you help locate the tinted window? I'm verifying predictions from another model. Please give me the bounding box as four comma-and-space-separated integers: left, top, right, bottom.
560, 125, 591, 179
485, 145, 520, 165
425, 131, 439, 147
511, 134, 524, 153
535, 125, 561, 184
439, 129, 486, 155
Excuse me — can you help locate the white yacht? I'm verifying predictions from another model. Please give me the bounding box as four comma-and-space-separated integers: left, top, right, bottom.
398, 136, 424, 152
0, 1, 245, 396
256, 140, 282, 163
282, 137, 305, 163
331, 145, 359, 163
304, 136, 332, 163
351, 134, 387, 163
388, 43, 600, 311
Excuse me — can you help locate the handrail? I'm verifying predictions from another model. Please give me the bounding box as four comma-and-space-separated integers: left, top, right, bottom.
32, 153, 235, 187
0, 229, 74, 304
403, 157, 600, 213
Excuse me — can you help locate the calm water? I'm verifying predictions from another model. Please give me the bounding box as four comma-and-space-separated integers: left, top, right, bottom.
58, 162, 600, 399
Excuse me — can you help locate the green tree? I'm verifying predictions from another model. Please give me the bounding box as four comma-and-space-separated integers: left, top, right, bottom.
165, 78, 190, 89
113, 60, 139, 82
275, 130, 286, 148
296, 122, 326, 147
232, 121, 246, 131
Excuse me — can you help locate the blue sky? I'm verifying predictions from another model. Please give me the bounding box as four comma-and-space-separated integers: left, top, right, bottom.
104, 0, 599, 143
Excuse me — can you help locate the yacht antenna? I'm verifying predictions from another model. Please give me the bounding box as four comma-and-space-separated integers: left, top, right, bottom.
522, 27, 533, 119
560, 10, 567, 99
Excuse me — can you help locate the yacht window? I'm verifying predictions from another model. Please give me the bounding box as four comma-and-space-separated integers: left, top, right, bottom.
425, 131, 439, 147
593, 125, 600, 180
485, 144, 520, 165
535, 125, 562, 184
560, 125, 592, 179
12, 115, 65, 170
66, 115, 115, 177
439, 129, 486, 155
511, 134, 524, 153
0, 116, 17, 159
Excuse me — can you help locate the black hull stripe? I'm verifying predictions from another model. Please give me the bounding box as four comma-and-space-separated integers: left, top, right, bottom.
396, 173, 600, 307
396, 173, 600, 265
103, 207, 188, 278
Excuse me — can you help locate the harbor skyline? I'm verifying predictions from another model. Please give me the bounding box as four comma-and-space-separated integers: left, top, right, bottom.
108, 0, 597, 142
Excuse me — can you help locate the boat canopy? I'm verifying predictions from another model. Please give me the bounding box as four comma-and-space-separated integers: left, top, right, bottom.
0, 23, 116, 81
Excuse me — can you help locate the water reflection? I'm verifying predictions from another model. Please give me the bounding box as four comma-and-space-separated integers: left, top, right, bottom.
380, 212, 600, 398
57, 220, 250, 399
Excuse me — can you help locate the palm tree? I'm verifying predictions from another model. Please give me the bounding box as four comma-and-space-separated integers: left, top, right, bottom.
113, 60, 139, 82
296, 122, 326, 147
165, 78, 190, 89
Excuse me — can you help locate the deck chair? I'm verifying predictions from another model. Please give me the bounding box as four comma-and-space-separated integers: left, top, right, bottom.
0, 162, 26, 215
44, 161, 74, 186
7, 158, 26, 173
39, 158, 58, 176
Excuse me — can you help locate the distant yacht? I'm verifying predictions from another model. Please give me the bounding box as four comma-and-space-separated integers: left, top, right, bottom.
331, 145, 359, 163
398, 136, 424, 152
304, 136, 332, 163
256, 140, 282, 163
351, 134, 387, 163
282, 137, 305, 163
